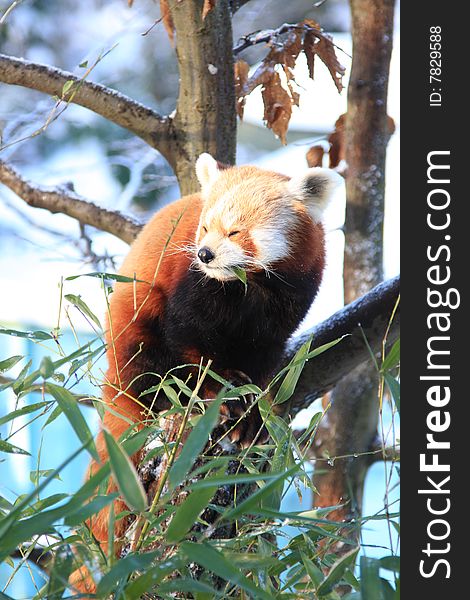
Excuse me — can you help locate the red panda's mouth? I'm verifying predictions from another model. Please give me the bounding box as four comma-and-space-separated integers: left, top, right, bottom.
197, 262, 242, 282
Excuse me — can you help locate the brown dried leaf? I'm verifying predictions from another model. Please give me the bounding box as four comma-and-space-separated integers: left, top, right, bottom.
237, 28, 303, 137
243, 29, 303, 96
284, 67, 300, 107
328, 113, 346, 168
202, 0, 216, 19
323, 113, 395, 169
306, 145, 325, 168
262, 71, 292, 145
278, 28, 303, 70
301, 19, 321, 79
236, 22, 345, 143
303, 24, 345, 93
160, 0, 174, 44
314, 35, 345, 93
304, 31, 316, 80
234, 60, 250, 120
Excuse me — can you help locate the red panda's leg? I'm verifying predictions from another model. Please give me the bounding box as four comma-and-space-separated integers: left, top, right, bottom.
203, 369, 269, 448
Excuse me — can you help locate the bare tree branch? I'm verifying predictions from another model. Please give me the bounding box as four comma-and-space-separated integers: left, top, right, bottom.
233, 22, 323, 55
0, 54, 173, 161
0, 160, 142, 244
284, 275, 400, 418
368, 442, 400, 465
296, 433, 400, 465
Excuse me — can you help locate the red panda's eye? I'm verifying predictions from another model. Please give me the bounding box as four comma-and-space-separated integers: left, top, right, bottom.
228, 230, 240, 237
202, 226, 208, 233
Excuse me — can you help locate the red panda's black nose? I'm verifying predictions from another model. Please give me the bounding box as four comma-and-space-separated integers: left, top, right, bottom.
198, 247, 215, 264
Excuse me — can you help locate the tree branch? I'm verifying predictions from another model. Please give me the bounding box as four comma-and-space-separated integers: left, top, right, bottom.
0, 54, 173, 161
230, 0, 253, 14
295, 433, 400, 465
284, 275, 400, 418
233, 22, 323, 55
0, 160, 142, 244
368, 443, 400, 465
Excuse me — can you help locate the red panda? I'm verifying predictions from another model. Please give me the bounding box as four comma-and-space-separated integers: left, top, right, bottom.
70, 154, 340, 593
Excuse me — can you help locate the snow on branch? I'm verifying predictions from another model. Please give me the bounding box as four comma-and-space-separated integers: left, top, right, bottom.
0, 160, 142, 244
0, 54, 172, 158
285, 275, 400, 417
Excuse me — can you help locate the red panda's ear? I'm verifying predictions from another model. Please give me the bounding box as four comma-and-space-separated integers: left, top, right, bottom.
287, 167, 343, 222
195, 153, 221, 192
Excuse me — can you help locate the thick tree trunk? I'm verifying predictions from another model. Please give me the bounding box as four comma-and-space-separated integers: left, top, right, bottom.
312, 0, 396, 540
169, 0, 237, 194
343, 0, 395, 299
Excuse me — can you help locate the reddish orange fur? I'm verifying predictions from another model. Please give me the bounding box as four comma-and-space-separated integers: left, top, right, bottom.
70, 196, 205, 594
102, 195, 203, 427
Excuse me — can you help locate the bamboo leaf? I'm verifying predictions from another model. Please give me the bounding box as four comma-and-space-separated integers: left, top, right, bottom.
181, 541, 273, 600
66, 272, 146, 283
384, 373, 400, 415
39, 356, 55, 379
0, 440, 30, 456
381, 338, 400, 372
317, 547, 359, 596
157, 578, 220, 596
222, 464, 299, 521
123, 558, 183, 598
63, 493, 118, 526
96, 551, 158, 597
0, 355, 23, 373
0, 441, 94, 558
46, 545, 75, 600
0, 402, 49, 427
165, 484, 217, 543
360, 556, 383, 600
0, 328, 53, 340
232, 266, 247, 289
47, 383, 98, 460
301, 552, 324, 588
62, 80, 74, 95
103, 430, 147, 513
169, 398, 222, 490
64, 294, 102, 329
274, 338, 312, 404
379, 555, 400, 572
190, 470, 293, 490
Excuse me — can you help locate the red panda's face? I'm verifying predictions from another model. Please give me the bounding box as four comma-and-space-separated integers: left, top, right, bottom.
194, 154, 342, 282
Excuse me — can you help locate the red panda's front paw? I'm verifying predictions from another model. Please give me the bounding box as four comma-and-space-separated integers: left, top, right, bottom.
219, 396, 269, 449
227, 404, 270, 449
214, 369, 269, 449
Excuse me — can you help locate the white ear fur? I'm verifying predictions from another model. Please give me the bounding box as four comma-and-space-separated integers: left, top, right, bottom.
195, 153, 221, 191
287, 167, 343, 222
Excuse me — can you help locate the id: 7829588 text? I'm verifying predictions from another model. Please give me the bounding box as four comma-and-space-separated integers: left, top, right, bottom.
429, 26, 442, 107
